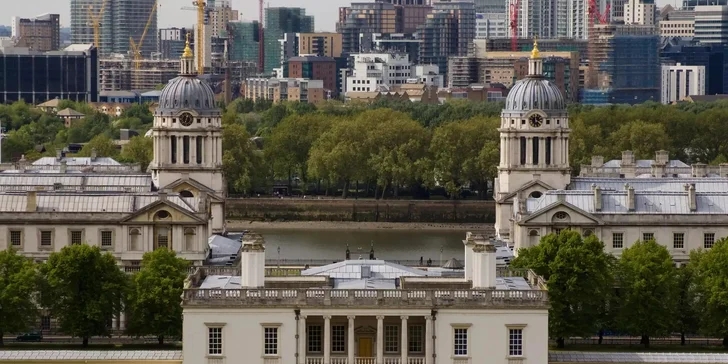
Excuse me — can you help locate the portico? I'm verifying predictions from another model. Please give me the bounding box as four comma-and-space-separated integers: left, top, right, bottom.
298, 313, 432, 364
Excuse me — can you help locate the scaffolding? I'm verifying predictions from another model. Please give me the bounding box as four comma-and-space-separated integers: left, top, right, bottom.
100, 57, 179, 91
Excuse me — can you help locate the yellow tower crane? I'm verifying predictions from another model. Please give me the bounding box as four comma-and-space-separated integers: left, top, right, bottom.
87, 0, 108, 51
182, 1, 208, 75
129, 0, 159, 71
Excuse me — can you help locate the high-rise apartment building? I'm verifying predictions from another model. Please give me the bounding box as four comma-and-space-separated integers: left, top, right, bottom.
263, 8, 314, 74
419, 1, 476, 82
346, 53, 413, 93
11, 14, 60, 52
659, 9, 695, 38
474, 0, 507, 13
476, 13, 508, 39
661, 40, 728, 95
158, 28, 192, 60
509, 0, 609, 39
208, 0, 239, 38
661, 63, 705, 104
71, 0, 158, 57
625, 0, 656, 25
683, 0, 728, 10
228, 21, 260, 64
281, 33, 343, 61
694, 6, 728, 44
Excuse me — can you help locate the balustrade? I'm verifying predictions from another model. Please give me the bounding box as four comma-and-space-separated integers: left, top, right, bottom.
306, 358, 324, 364
331, 357, 348, 364
384, 358, 401, 364
407, 358, 425, 364
355, 358, 376, 364
207, 358, 224, 364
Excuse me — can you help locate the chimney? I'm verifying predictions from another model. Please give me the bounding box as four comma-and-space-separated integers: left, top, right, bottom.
594, 185, 602, 212
198, 191, 208, 212
591, 155, 604, 168
472, 243, 497, 289
158, 190, 168, 201
463, 234, 476, 282
688, 183, 697, 212
621, 151, 635, 178
626, 184, 635, 212
60, 160, 67, 174
721, 164, 728, 178
26, 191, 37, 212
55, 149, 63, 161
621, 150, 635, 166
240, 232, 266, 288
692, 163, 707, 178
90, 148, 97, 161
557, 191, 565, 202
651, 163, 666, 177
655, 150, 669, 165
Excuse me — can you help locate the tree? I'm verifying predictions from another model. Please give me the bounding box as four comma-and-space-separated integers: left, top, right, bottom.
265, 114, 332, 186
41, 245, 127, 347
222, 124, 266, 194
0, 248, 38, 346
674, 261, 700, 345
616, 240, 677, 348
694, 238, 728, 347
77, 134, 119, 158
126, 249, 189, 345
512, 231, 614, 348
608, 120, 671, 159
120, 136, 153, 171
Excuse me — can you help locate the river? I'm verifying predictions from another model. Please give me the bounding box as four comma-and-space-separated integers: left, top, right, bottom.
237, 228, 469, 265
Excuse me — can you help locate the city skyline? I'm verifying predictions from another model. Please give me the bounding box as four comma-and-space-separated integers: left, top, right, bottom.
4, 0, 341, 32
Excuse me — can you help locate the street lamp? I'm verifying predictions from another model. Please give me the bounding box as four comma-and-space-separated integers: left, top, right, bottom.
277, 246, 281, 268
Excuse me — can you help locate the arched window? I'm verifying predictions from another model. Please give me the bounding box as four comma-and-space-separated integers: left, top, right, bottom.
532, 136, 540, 165
528, 229, 541, 246
529, 191, 543, 199
184, 228, 196, 251
155, 210, 171, 221
552, 211, 571, 223
520, 137, 527, 165
583, 229, 594, 237
129, 228, 141, 251
179, 190, 194, 198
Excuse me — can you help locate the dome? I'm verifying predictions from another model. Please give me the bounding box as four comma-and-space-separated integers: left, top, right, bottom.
504, 76, 566, 112
157, 76, 216, 112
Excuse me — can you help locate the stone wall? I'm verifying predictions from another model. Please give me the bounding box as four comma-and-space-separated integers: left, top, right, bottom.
225, 198, 496, 223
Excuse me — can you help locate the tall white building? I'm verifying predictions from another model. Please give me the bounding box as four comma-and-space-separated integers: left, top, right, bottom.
476, 13, 509, 39
510, 0, 610, 40
182, 232, 549, 364
625, 0, 656, 25
413, 65, 444, 88
346, 53, 413, 93
661, 63, 705, 103
694, 5, 728, 44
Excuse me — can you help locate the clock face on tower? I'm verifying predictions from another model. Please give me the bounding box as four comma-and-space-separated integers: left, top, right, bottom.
180, 112, 193, 126
529, 114, 544, 127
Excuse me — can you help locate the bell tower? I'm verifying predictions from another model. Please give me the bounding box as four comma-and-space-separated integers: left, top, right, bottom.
494, 40, 571, 241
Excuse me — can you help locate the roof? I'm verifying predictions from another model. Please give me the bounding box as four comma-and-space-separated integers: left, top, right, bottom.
56, 108, 85, 117
62, 44, 94, 52
33, 157, 122, 166
100, 90, 139, 98
208, 235, 241, 258
0, 350, 182, 361
549, 352, 728, 363
601, 159, 689, 168
288, 56, 335, 62
37, 99, 61, 107
0, 174, 152, 192
571, 177, 728, 193
0, 192, 197, 214
685, 94, 728, 102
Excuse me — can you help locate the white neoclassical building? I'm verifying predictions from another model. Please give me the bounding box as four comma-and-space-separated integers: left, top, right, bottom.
182, 233, 549, 364
0, 38, 227, 270
495, 42, 728, 263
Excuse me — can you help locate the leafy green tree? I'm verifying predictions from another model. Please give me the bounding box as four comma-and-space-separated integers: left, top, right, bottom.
608, 120, 671, 159
674, 261, 700, 345
265, 114, 332, 186
222, 124, 267, 194
125, 249, 189, 345
41, 245, 127, 347
0, 248, 39, 346
78, 134, 119, 157
616, 240, 677, 348
119, 136, 153, 171
512, 231, 614, 348
693, 238, 728, 347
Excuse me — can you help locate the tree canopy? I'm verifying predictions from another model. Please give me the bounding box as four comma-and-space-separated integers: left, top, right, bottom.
0, 248, 39, 345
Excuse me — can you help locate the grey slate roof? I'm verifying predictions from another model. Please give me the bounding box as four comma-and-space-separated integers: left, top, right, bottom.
549, 352, 728, 363
0, 350, 182, 361
0, 192, 197, 213
571, 178, 728, 193
33, 157, 122, 166
602, 159, 690, 168
0, 174, 152, 192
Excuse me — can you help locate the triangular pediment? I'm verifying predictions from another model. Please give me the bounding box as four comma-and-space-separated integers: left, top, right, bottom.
163, 178, 224, 201
521, 201, 603, 225
498, 180, 556, 203
122, 200, 205, 223
355, 326, 377, 335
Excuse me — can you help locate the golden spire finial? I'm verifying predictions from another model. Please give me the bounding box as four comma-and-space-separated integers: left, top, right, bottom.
531, 36, 540, 59
183, 33, 193, 58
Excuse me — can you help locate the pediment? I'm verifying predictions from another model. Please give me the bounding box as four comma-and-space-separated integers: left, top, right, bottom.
122, 200, 205, 223
355, 326, 377, 335
521, 201, 602, 225
163, 178, 223, 201
498, 180, 555, 203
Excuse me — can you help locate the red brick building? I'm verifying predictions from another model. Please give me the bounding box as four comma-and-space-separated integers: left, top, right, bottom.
285, 56, 338, 97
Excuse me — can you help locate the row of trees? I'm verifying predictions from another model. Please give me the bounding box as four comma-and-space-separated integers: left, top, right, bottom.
0, 246, 188, 346
513, 231, 728, 348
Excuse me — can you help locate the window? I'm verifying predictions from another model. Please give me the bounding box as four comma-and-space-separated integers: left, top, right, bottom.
545, 137, 552, 165
264, 327, 279, 355
101, 231, 113, 247
196, 136, 203, 164
183, 136, 190, 164
170, 137, 177, 164
612, 233, 623, 249
10, 230, 22, 247
41, 315, 51, 330
184, 228, 196, 251
155, 226, 170, 249
704, 233, 715, 249
454, 328, 468, 356
129, 228, 141, 251
70, 230, 83, 245
532, 136, 539, 164
332, 325, 345, 353
307, 325, 322, 352
520, 137, 526, 165
674, 233, 685, 249
208, 327, 222, 355
385, 325, 399, 353
509, 328, 523, 356
643, 232, 654, 242
408, 325, 424, 353
40, 230, 53, 247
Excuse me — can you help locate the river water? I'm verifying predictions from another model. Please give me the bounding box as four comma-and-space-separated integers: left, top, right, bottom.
243, 228, 468, 265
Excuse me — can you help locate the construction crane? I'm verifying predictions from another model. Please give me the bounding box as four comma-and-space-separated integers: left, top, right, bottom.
258, 0, 264, 73
87, 0, 108, 51
586, 0, 611, 88
129, 0, 159, 71
182, 1, 210, 75
509, 0, 520, 52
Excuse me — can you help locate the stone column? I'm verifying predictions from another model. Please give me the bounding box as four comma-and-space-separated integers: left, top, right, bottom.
526, 137, 533, 165
324, 315, 331, 364
425, 316, 433, 364
539, 137, 546, 166
348, 316, 355, 364
401, 316, 408, 363
299, 315, 307, 364
191, 136, 197, 165
377, 315, 384, 364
